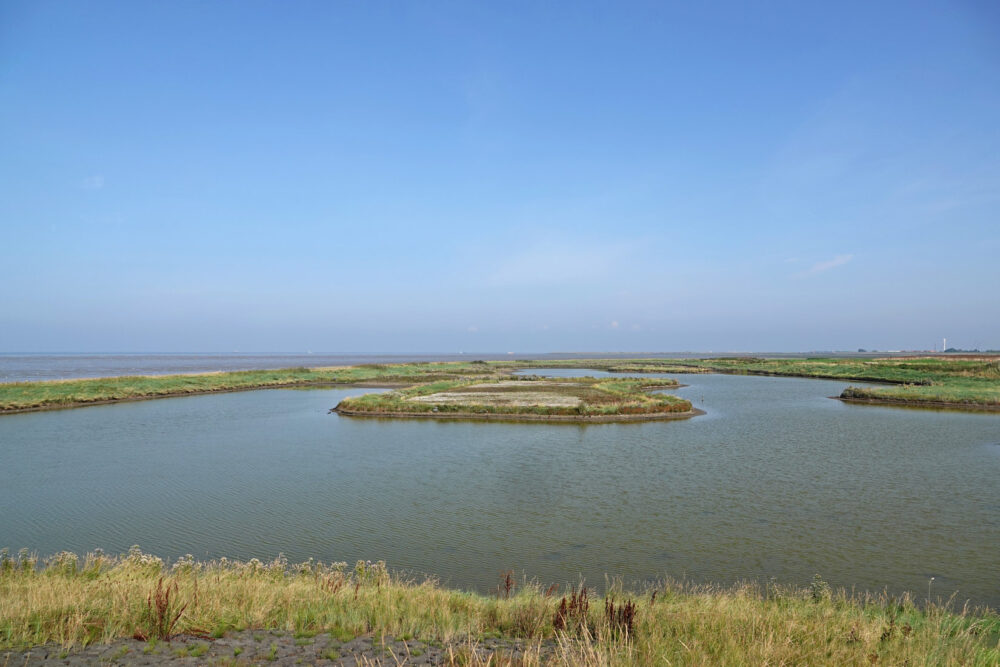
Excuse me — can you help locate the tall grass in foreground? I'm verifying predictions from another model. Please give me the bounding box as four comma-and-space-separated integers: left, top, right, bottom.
2, 549, 997, 665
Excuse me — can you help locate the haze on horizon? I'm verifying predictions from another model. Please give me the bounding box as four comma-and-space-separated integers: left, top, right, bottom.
2, 1, 998, 355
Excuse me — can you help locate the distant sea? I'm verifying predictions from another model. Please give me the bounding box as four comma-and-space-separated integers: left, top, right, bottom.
0, 352, 708, 383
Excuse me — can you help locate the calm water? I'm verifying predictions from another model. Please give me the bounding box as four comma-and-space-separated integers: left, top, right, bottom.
1, 371, 998, 607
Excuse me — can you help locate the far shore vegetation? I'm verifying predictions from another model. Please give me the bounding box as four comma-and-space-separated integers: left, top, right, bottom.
334, 376, 692, 421
644, 356, 1000, 410
1, 549, 997, 665
1, 356, 998, 414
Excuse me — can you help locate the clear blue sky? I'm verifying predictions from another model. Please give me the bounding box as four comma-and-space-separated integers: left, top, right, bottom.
2, 1, 998, 353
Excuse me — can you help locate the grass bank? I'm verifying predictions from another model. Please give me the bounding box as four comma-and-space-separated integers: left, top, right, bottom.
0, 362, 506, 414
1, 550, 997, 665
334, 376, 694, 422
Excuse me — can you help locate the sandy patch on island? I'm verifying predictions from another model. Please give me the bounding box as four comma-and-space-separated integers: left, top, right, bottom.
468, 380, 582, 388
407, 391, 582, 407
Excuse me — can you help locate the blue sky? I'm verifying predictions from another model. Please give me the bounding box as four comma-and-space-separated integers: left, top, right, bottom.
2, 1, 998, 353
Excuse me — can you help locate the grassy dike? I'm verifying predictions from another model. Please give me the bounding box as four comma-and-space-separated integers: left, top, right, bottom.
1, 550, 998, 665
2, 356, 998, 414
0, 362, 503, 414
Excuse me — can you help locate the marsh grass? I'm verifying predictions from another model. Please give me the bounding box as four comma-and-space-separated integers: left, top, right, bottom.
839, 380, 1000, 408
1, 549, 997, 665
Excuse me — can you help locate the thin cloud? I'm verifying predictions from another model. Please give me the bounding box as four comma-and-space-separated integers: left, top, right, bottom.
804, 253, 853, 275
81, 175, 105, 190
487, 239, 634, 287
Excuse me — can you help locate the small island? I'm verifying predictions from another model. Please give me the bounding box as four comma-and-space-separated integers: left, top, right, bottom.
333, 375, 700, 422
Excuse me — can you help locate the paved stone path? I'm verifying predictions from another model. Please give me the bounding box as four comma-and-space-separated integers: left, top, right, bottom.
2, 631, 554, 665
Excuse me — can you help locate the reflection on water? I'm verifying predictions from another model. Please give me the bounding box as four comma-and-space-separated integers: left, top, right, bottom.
1, 372, 998, 607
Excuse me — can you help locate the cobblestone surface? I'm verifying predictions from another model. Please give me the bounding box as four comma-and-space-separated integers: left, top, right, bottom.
2, 631, 554, 665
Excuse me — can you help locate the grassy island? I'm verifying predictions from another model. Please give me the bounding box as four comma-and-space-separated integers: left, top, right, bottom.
2, 356, 998, 415
1, 550, 997, 665
334, 376, 695, 422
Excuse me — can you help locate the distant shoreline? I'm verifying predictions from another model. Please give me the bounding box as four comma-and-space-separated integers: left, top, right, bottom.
0, 381, 409, 415
2, 351, 988, 384
1, 357, 997, 415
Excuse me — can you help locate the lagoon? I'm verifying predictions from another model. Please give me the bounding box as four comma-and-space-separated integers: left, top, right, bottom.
1, 371, 997, 607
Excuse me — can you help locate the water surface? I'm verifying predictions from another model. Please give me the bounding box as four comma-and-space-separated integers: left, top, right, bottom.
1, 372, 997, 607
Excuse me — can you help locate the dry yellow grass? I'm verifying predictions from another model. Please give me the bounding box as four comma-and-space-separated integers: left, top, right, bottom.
1, 549, 997, 665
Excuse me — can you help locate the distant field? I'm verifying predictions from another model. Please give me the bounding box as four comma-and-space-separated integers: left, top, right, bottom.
1, 356, 997, 414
